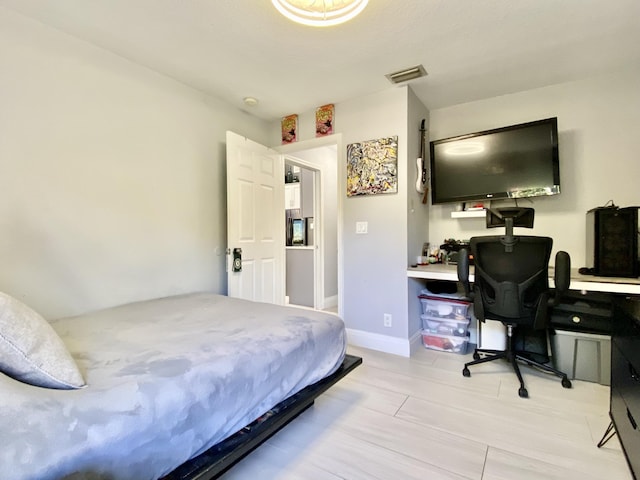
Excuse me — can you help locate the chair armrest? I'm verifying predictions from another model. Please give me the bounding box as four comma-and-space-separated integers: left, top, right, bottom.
457, 248, 473, 300
551, 250, 571, 305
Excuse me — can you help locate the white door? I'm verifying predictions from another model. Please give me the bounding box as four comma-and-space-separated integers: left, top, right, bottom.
226, 131, 284, 304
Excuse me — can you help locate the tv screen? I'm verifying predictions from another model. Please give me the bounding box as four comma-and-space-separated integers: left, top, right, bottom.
429, 117, 560, 205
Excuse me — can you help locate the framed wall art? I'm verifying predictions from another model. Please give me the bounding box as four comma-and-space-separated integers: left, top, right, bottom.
281, 114, 298, 144
315, 104, 334, 137
346, 136, 398, 197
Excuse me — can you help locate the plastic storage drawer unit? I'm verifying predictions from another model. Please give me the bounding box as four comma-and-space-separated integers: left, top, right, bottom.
422, 331, 469, 354
419, 295, 471, 319
421, 314, 470, 337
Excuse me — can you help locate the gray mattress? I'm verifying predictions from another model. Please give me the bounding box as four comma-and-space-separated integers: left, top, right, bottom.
0, 293, 347, 480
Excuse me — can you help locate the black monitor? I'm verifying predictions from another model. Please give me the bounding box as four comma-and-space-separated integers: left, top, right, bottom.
430, 118, 560, 205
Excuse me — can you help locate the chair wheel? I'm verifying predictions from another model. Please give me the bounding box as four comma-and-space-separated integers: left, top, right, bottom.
473, 351, 481, 361
518, 387, 529, 398
562, 377, 572, 389
462, 367, 471, 377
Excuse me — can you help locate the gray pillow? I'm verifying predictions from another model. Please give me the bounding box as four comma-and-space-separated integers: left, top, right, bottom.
0, 292, 85, 389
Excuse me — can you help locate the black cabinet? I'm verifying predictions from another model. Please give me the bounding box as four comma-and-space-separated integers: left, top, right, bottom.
611, 296, 640, 479
550, 290, 613, 334
586, 207, 639, 278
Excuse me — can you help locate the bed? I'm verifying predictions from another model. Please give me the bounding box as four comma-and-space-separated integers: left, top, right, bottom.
0, 292, 360, 480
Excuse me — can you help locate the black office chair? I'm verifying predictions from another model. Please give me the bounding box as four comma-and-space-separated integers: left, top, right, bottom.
458, 207, 572, 398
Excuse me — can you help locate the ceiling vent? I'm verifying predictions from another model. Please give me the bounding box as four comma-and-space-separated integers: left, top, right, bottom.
385, 64, 427, 84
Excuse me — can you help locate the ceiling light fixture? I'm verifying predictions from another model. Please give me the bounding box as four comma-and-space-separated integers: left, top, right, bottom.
271, 0, 369, 27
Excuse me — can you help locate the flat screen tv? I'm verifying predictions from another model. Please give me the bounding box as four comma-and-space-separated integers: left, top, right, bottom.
429, 117, 560, 205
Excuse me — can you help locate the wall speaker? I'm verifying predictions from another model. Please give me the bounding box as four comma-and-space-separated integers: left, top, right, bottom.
586, 206, 639, 278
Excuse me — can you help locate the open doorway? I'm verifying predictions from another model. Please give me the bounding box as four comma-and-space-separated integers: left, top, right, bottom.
284, 160, 316, 308
282, 146, 338, 313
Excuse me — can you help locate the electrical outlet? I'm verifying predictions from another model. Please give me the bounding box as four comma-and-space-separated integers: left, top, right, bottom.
383, 313, 392, 327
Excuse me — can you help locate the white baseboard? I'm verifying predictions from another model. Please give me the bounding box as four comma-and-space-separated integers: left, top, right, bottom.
346, 328, 412, 357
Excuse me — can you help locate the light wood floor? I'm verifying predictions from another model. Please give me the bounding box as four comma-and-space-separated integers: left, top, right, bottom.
220, 345, 632, 480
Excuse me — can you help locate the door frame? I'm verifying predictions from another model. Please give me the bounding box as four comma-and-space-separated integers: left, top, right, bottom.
276, 134, 342, 316
284, 156, 323, 309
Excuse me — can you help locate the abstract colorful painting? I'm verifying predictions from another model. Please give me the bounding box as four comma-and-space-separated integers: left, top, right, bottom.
347, 136, 398, 196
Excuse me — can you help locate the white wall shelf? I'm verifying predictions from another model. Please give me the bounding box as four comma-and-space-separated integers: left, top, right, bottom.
451, 209, 486, 219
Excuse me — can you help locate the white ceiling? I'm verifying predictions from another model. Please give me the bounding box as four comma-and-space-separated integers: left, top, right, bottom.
2, 0, 639, 121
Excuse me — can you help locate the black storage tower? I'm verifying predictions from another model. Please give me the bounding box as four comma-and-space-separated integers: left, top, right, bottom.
586, 206, 639, 278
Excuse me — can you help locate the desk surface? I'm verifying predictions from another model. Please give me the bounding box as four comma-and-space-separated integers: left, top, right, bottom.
407, 264, 640, 295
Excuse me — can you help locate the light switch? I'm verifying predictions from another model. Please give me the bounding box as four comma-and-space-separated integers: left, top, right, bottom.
356, 221, 368, 234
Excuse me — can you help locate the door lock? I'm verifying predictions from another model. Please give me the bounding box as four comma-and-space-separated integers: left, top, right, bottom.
232, 248, 242, 272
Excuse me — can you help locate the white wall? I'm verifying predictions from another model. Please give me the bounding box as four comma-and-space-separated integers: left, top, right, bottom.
406, 88, 431, 344
407, 87, 431, 269
0, 7, 269, 318
9, 2, 628, 353
272, 87, 430, 355
428, 67, 640, 267
339, 88, 410, 340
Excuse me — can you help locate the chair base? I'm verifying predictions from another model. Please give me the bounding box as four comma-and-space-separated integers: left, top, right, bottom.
462, 346, 572, 398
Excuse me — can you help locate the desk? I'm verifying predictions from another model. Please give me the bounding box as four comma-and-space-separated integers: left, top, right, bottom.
408, 264, 640, 479
407, 264, 640, 295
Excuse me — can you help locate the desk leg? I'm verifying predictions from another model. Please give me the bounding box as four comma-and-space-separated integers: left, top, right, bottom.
596, 420, 616, 448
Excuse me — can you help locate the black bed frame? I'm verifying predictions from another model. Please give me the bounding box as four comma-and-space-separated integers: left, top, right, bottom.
161, 353, 362, 480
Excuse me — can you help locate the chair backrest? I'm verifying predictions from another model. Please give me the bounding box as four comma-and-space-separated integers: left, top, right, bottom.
471, 235, 553, 328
